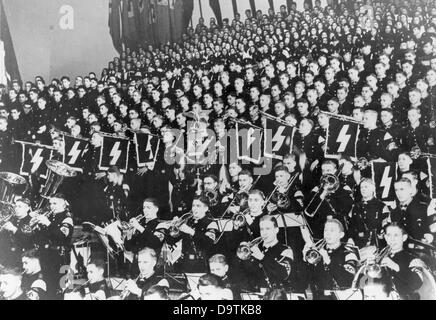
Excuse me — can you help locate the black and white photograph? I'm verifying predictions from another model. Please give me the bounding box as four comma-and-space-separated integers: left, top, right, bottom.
1, 0, 436, 304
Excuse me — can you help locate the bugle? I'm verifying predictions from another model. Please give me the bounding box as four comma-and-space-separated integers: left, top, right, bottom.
237, 237, 264, 261
168, 212, 194, 238
118, 275, 140, 300
363, 245, 392, 278
120, 214, 146, 233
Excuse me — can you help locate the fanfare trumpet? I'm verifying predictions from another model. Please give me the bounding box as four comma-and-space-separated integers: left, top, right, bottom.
120, 214, 146, 233
363, 245, 392, 278
304, 239, 327, 265
118, 275, 140, 300
0, 210, 15, 231
410, 146, 436, 160
27, 208, 54, 231
236, 237, 264, 261
168, 212, 194, 238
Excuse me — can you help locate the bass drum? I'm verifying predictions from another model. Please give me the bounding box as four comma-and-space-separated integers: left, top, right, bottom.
413, 267, 436, 300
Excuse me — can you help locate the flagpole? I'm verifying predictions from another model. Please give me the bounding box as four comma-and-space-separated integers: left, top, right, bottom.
14, 140, 56, 150
319, 111, 363, 125
232, 118, 263, 131
198, 0, 203, 19
167, 0, 173, 43
259, 110, 294, 127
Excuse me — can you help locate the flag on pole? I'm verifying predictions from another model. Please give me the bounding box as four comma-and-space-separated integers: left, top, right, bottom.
236, 121, 263, 164
371, 162, 397, 202
0, 0, 20, 85
134, 132, 160, 167
62, 135, 90, 172
325, 116, 360, 159
263, 117, 295, 160
108, 0, 123, 53
99, 135, 130, 173
17, 141, 53, 179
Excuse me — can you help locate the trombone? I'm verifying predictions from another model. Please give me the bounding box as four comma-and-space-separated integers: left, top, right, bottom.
267, 172, 300, 211
304, 239, 327, 265
219, 175, 261, 219
304, 173, 340, 217
236, 237, 264, 261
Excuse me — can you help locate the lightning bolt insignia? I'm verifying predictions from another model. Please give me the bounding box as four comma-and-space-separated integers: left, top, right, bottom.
29, 148, 44, 173
336, 124, 351, 153
271, 126, 286, 152
380, 166, 392, 199
109, 141, 122, 166
247, 127, 256, 149
145, 138, 154, 161
68, 141, 82, 165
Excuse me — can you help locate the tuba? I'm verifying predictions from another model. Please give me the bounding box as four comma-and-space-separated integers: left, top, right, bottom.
37, 160, 77, 209
0, 172, 27, 222
305, 239, 327, 265
0, 172, 27, 203
236, 237, 264, 261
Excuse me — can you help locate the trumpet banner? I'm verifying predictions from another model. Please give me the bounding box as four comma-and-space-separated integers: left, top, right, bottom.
325, 117, 360, 159
134, 132, 160, 167
263, 117, 295, 160
371, 162, 397, 202
236, 122, 263, 164
18, 142, 53, 178
62, 135, 89, 172
99, 136, 130, 173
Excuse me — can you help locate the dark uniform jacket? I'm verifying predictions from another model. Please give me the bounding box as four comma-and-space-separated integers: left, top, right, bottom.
357, 127, 396, 161
400, 123, 432, 153
237, 241, 294, 290
349, 198, 390, 248
311, 243, 358, 292
305, 184, 354, 239
21, 271, 47, 300
80, 279, 111, 299
124, 218, 165, 254
389, 249, 423, 299
169, 215, 217, 273
390, 196, 430, 240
